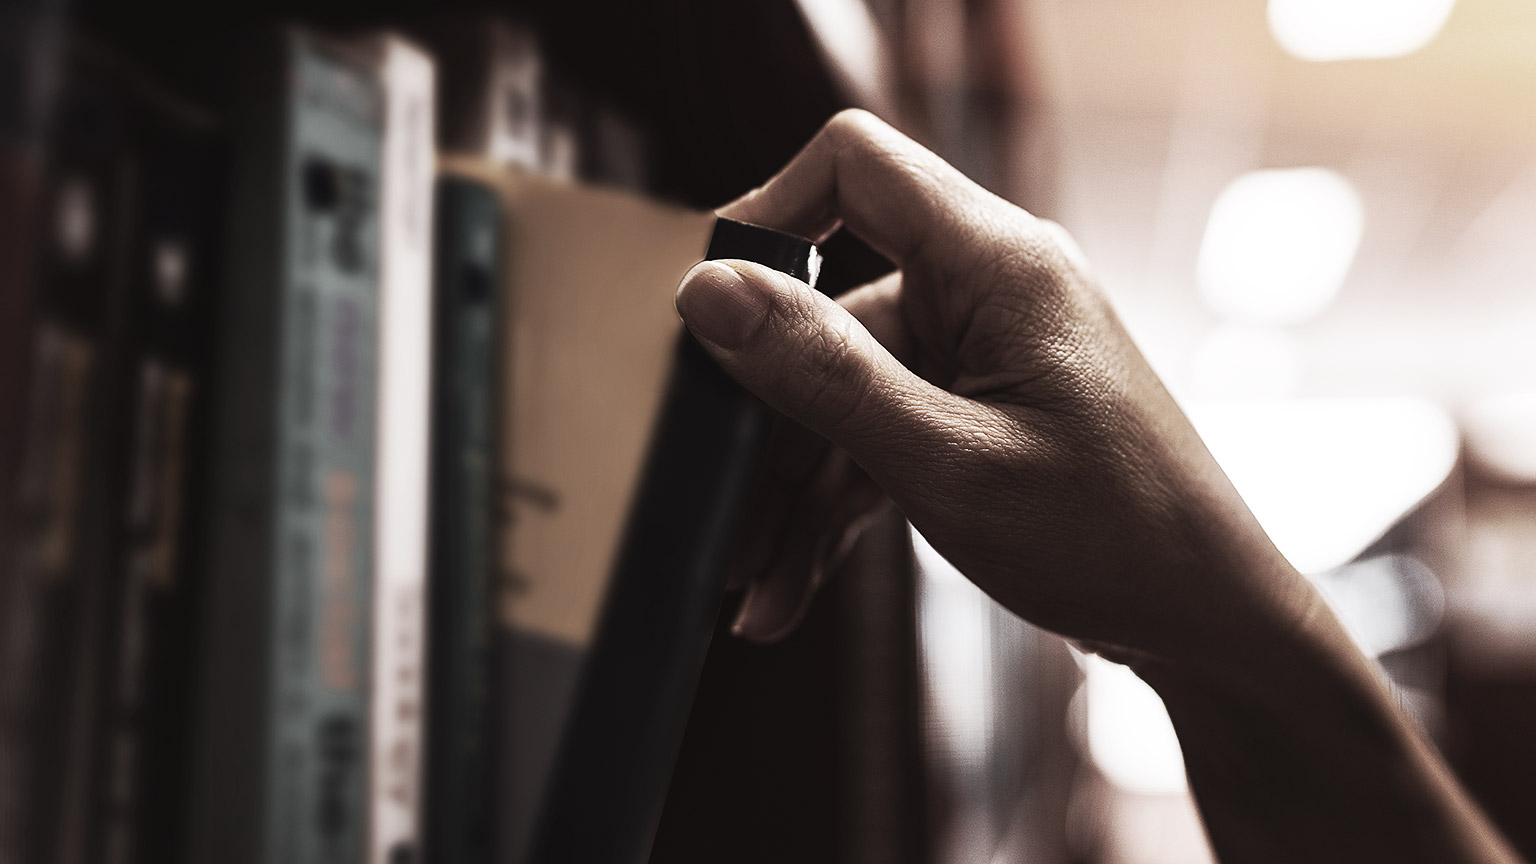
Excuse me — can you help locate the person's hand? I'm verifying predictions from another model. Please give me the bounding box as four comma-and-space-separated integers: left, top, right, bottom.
679, 111, 1529, 864
676, 109, 1320, 666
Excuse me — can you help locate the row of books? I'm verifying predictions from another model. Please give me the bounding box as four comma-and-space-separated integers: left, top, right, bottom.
0, 14, 718, 864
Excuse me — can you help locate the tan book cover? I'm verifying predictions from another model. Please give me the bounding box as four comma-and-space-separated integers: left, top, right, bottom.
439, 158, 713, 644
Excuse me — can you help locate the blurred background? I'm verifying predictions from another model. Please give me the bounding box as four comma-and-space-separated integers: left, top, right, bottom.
3, 0, 1536, 863
859, 1, 1536, 862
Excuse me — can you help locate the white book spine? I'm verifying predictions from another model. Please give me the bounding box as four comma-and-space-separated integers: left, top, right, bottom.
358, 34, 435, 864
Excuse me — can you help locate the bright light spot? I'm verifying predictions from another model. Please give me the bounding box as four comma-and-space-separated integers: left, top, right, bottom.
1190, 324, 1302, 399
1187, 398, 1458, 574
912, 526, 994, 770
56, 176, 96, 263
1268, 0, 1457, 62
1084, 656, 1186, 795
154, 240, 189, 306
1315, 555, 1444, 656
1197, 168, 1364, 325
1464, 392, 1536, 484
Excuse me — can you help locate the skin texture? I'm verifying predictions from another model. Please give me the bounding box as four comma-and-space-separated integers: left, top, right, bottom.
675, 109, 1522, 864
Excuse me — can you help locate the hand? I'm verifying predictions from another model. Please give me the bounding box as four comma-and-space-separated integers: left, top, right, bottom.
677, 109, 1319, 665
678, 110, 1524, 864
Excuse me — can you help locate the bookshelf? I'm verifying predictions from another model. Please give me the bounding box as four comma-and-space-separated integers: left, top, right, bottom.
4, 3, 927, 864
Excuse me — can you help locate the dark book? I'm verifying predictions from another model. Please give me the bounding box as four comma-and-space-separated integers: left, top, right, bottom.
415, 17, 542, 169
0, 30, 139, 864
424, 164, 711, 864
188, 28, 382, 864
422, 170, 502, 864
526, 220, 818, 864
71, 60, 222, 864
0, 11, 63, 862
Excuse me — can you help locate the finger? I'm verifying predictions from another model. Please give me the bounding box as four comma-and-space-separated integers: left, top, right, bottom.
720, 272, 905, 612
715, 109, 1002, 268
722, 413, 823, 593
675, 258, 950, 471
732, 453, 887, 643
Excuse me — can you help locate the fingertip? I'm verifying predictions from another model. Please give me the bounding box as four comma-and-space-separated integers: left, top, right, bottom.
729, 586, 768, 642
675, 260, 771, 350
729, 583, 795, 645
729, 570, 821, 645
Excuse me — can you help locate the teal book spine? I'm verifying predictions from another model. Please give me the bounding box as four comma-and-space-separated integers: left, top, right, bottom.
423, 174, 501, 864
270, 36, 380, 864
191, 29, 381, 864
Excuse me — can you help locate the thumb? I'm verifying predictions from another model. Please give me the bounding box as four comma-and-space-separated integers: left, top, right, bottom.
675, 259, 936, 466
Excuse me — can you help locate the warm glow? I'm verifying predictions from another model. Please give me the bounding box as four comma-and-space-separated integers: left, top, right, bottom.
1268, 0, 1457, 62
1197, 168, 1364, 325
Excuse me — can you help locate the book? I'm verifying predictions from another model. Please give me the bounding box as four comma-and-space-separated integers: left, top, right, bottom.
0, 12, 80, 863
1, 32, 141, 864
424, 19, 543, 170
188, 29, 382, 864
578, 100, 648, 193
430, 160, 713, 864
527, 221, 820, 864
422, 168, 502, 864
76, 59, 222, 864
347, 32, 436, 864
0, 11, 51, 670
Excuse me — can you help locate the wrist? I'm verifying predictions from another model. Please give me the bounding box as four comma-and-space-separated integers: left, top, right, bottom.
1131, 571, 1409, 767
1124, 565, 1517, 864
1130, 542, 1374, 712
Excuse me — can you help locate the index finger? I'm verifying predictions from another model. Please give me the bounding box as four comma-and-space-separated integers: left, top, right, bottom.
717, 109, 999, 268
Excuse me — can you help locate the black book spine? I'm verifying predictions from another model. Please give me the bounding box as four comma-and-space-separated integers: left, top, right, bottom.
79, 71, 221, 864
423, 175, 502, 864
0, 12, 59, 862
527, 337, 762, 864
5, 34, 139, 864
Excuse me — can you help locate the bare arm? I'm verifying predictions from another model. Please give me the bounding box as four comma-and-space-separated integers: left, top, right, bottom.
1144, 581, 1517, 863
675, 109, 1520, 864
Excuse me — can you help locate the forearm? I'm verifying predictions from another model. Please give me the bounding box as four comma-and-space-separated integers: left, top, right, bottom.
1135, 579, 1519, 864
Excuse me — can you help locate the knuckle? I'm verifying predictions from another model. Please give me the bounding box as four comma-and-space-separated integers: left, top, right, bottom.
823, 107, 884, 146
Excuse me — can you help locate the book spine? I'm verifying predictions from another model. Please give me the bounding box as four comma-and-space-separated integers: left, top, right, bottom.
187, 32, 287, 864
424, 174, 501, 864
357, 34, 435, 864
483, 23, 543, 170
427, 19, 543, 169
84, 72, 220, 864
4, 34, 139, 864
0, 14, 56, 857
526, 337, 763, 864
269, 36, 381, 864
191, 30, 382, 864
